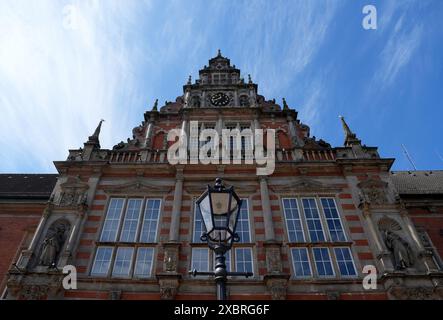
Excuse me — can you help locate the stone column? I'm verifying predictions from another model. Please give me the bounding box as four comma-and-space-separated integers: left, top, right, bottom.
400, 207, 439, 272
259, 177, 275, 241
169, 168, 184, 242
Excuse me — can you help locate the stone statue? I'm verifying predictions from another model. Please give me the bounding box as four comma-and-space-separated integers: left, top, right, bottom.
384, 231, 414, 270
39, 225, 66, 267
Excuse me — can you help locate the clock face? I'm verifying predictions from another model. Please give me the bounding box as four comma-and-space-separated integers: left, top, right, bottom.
210, 92, 230, 106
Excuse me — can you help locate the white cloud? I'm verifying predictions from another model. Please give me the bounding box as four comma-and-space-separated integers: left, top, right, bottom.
374, 22, 423, 88
230, 1, 340, 97
371, 2, 423, 89
0, 1, 151, 172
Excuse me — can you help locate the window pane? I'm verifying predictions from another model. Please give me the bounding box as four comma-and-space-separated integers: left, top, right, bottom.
193, 205, 206, 243
139, 199, 161, 243
237, 199, 251, 243
120, 199, 142, 242
291, 248, 312, 278
313, 247, 334, 277
282, 198, 305, 242
321, 198, 346, 242
235, 248, 253, 274
91, 247, 113, 276
112, 247, 134, 277
134, 247, 154, 278
302, 198, 325, 242
100, 198, 124, 242
191, 248, 209, 272
334, 247, 357, 277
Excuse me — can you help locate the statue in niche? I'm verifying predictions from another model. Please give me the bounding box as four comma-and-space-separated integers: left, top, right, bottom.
38, 221, 69, 267
383, 230, 414, 270
378, 217, 414, 270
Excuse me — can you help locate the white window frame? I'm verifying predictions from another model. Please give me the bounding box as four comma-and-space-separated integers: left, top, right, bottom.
312, 247, 335, 278
282, 198, 306, 242
333, 247, 358, 277
112, 247, 134, 278
91, 246, 114, 277
134, 247, 155, 278
234, 247, 254, 275
191, 247, 210, 273
100, 198, 125, 242
320, 197, 347, 242
193, 202, 206, 243
237, 198, 251, 243
119, 198, 143, 242
301, 197, 326, 242
139, 199, 162, 243
290, 247, 313, 278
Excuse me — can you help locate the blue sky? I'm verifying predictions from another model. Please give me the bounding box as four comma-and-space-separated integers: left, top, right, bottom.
1, 0, 442, 173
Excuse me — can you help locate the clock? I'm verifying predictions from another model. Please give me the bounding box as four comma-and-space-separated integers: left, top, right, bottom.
210, 92, 230, 106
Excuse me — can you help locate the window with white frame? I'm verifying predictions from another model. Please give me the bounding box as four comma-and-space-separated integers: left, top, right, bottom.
112, 247, 134, 277
302, 198, 325, 242
236, 199, 251, 243
333, 247, 357, 277
282, 198, 305, 242
134, 247, 155, 278
313, 247, 334, 277
191, 248, 209, 272
321, 198, 346, 242
282, 197, 357, 279
193, 205, 206, 243
291, 248, 312, 278
91, 246, 113, 276
235, 247, 254, 274
91, 198, 161, 278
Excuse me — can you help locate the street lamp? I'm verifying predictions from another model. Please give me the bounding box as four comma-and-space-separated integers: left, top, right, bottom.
189, 178, 253, 300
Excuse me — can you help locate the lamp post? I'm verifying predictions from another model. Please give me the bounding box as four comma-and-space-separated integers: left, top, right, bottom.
190, 178, 253, 300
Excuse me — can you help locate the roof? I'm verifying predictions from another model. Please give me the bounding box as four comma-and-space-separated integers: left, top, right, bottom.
391, 170, 443, 195
0, 174, 58, 200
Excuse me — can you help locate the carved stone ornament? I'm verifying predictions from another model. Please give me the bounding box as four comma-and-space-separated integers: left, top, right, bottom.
7, 272, 64, 300
58, 176, 89, 207
270, 177, 342, 193
266, 247, 283, 274
102, 180, 172, 195
158, 278, 180, 300
357, 178, 388, 205
389, 286, 442, 300
164, 248, 178, 273
19, 285, 50, 300
265, 277, 288, 300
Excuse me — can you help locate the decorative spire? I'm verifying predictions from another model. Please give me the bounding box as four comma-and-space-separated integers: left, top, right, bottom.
339, 116, 361, 146
152, 99, 158, 111
92, 119, 104, 138
248, 74, 252, 84
86, 119, 104, 148
187, 75, 192, 85
282, 98, 289, 110
217, 49, 221, 57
